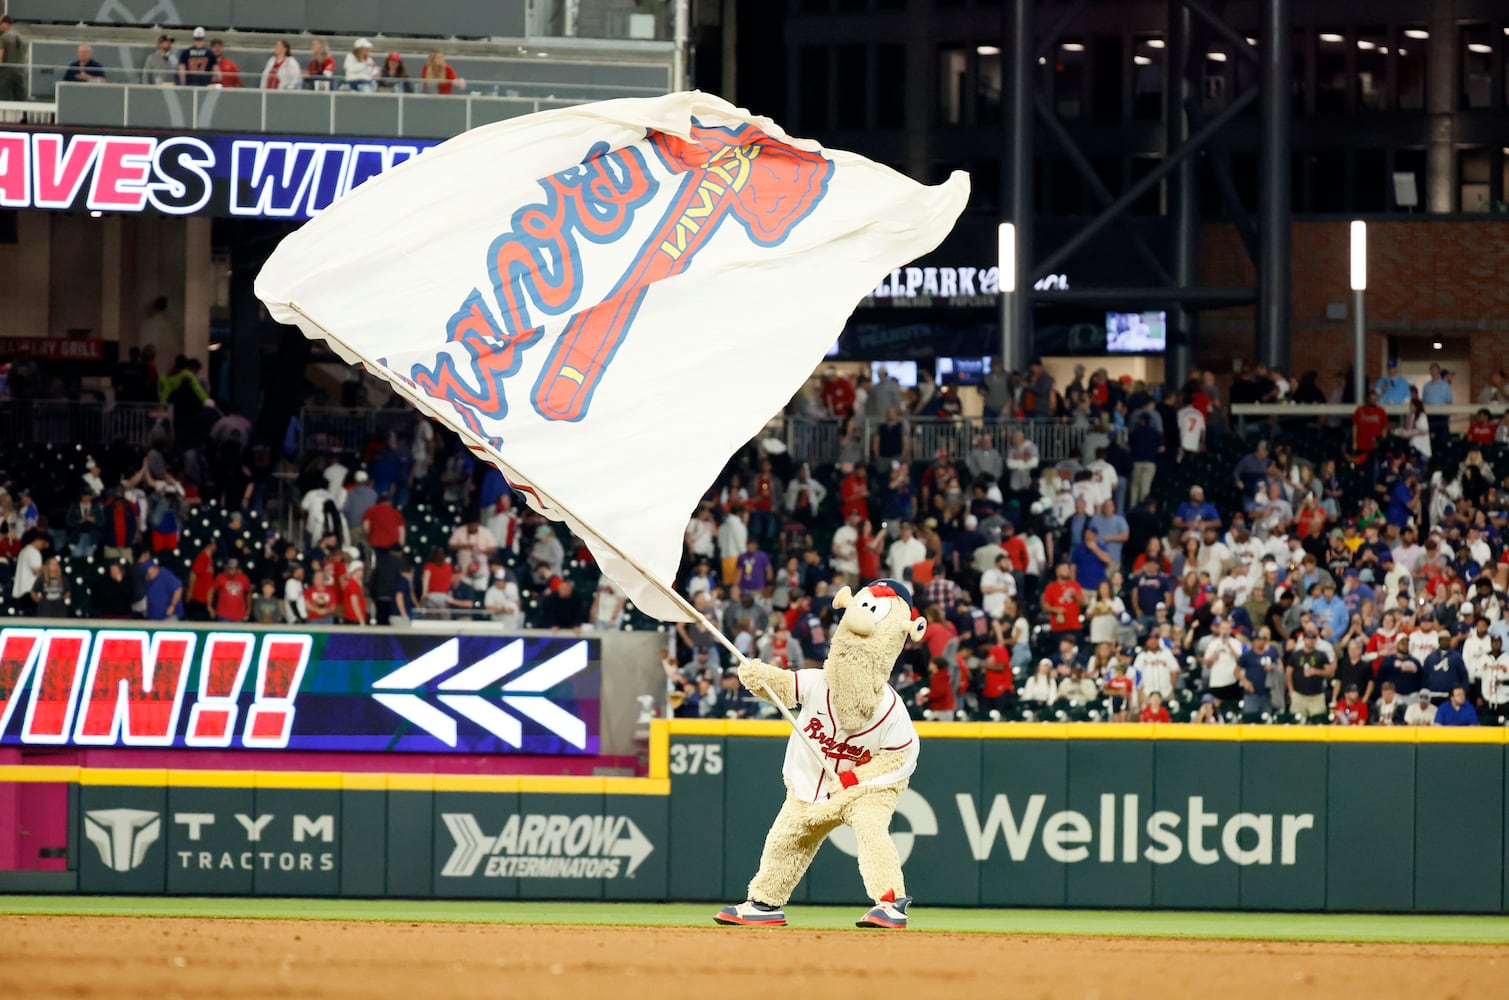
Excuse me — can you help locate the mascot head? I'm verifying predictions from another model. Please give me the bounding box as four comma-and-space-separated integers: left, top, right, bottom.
824, 580, 929, 730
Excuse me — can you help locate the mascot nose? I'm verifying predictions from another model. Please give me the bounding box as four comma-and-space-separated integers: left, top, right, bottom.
844, 605, 877, 637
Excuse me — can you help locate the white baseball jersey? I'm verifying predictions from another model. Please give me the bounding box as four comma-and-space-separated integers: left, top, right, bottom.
783, 668, 919, 803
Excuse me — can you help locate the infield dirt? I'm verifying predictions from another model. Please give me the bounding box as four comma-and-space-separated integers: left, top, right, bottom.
2, 914, 1506, 999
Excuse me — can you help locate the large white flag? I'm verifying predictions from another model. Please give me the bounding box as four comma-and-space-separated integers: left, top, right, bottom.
256, 91, 968, 622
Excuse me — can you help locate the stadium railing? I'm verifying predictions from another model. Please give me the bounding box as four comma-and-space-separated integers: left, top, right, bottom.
779, 416, 1089, 467
0, 399, 171, 448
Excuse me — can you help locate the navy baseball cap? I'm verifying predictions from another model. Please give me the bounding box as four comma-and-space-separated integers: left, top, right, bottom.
865, 578, 914, 611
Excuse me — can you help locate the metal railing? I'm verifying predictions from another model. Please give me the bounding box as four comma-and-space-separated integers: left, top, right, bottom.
0, 399, 172, 447
298, 405, 416, 454
782, 416, 1089, 467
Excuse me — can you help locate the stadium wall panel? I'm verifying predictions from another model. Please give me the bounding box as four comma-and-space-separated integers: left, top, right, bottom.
11, 722, 1509, 911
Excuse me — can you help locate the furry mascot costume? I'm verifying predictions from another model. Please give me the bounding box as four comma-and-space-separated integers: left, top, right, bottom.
715, 580, 927, 929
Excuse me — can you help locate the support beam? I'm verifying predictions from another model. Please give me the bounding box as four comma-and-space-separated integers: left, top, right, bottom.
1256, 0, 1292, 371
1031, 287, 1256, 307
1034, 95, 1174, 287
1167, 0, 1197, 386
1034, 0, 1092, 58
1035, 87, 1256, 279
1001, 0, 1034, 374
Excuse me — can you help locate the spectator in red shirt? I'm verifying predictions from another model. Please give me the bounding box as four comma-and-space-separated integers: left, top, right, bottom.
918, 657, 957, 719
1467, 408, 1497, 445
1103, 662, 1135, 721
978, 643, 1014, 719
420, 49, 463, 94
1002, 521, 1029, 574
306, 569, 338, 623
210, 39, 241, 86
421, 548, 454, 609
185, 541, 216, 620
1352, 389, 1389, 455
209, 558, 252, 622
342, 562, 368, 625
361, 493, 407, 551
923, 606, 958, 660
819, 367, 855, 418
1332, 684, 1370, 725
839, 466, 870, 522
1042, 562, 1086, 637
1139, 691, 1172, 723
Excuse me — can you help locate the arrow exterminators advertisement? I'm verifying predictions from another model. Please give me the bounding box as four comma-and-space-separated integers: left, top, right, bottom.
0, 626, 601, 755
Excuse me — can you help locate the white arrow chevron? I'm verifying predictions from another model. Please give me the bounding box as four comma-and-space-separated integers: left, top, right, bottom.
372, 639, 591, 747
373, 638, 459, 689
501, 641, 589, 693
438, 640, 524, 691
437, 694, 524, 746
371, 693, 458, 746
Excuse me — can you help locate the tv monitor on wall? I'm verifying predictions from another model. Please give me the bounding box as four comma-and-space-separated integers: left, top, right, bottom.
1105, 310, 1167, 353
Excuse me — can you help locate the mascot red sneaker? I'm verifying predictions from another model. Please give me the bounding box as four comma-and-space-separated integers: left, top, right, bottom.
714, 580, 927, 930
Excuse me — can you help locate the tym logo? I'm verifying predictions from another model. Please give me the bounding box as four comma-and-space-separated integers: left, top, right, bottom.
440, 813, 653, 879
957, 794, 1316, 866
400, 120, 832, 439
83, 808, 162, 872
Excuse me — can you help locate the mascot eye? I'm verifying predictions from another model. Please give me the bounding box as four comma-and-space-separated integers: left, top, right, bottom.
867, 598, 892, 622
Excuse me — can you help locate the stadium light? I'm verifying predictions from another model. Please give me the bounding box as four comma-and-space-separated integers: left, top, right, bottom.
998, 222, 1016, 293
1349, 220, 1367, 291
1350, 220, 1367, 404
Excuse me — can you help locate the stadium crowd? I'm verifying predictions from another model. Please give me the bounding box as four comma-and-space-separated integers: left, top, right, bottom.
4, 356, 1509, 728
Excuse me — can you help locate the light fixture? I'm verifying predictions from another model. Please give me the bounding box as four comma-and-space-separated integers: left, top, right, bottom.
89, 210, 102, 218
976, 45, 1000, 56
1146, 38, 1166, 49
1469, 43, 1493, 54
1319, 32, 1344, 44
1038, 56, 1047, 65
1207, 51, 1228, 62
998, 222, 1016, 294
1404, 28, 1429, 40
1349, 220, 1367, 292
1357, 39, 1376, 50
1379, 47, 1390, 55
1245, 36, 1257, 46
1060, 42, 1085, 52
1134, 55, 1152, 66
1433, 342, 1443, 350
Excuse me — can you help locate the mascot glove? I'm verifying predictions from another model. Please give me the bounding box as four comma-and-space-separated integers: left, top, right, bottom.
839, 771, 860, 789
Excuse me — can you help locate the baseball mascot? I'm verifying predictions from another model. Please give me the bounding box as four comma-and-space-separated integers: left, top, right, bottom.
715, 580, 927, 929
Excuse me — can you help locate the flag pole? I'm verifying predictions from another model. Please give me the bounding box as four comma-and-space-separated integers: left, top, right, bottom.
284, 303, 846, 791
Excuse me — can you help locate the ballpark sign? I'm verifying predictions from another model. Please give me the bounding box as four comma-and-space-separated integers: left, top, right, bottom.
0, 626, 601, 755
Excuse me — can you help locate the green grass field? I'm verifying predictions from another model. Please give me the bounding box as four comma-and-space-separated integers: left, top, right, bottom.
3, 896, 1509, 943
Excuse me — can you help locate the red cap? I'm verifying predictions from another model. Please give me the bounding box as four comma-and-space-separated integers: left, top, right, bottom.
387, 51, 402, 61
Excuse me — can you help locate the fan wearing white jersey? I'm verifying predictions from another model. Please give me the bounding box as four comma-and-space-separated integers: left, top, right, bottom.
717, 580, 928, 931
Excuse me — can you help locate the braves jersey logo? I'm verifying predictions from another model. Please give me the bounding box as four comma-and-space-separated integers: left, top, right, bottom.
803, 717, 873, 765
403, 120, 833, 436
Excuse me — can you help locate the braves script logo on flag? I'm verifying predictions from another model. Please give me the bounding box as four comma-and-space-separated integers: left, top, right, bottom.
403, 120, 832, 437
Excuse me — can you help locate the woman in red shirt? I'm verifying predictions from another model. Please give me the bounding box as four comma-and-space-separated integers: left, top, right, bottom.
421, 547, 453, 609
305, 39, 334, 90
923, 606, 958, 660
420, 50, 463, 95
919, 657, 956, 718
305, 569, 338, 624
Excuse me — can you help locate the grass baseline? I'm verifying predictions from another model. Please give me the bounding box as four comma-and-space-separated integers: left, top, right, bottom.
1, 896, 1509, 943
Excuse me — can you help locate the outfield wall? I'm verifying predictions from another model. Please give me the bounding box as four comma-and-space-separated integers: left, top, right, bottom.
3, 721, 1507, 912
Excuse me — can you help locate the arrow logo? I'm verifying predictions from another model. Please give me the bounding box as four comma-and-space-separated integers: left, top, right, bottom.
371, 640, 590, 748
439, 812, 654, 878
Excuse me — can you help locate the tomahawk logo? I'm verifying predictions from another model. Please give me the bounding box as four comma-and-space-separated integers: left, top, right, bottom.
371, 638, 591, 749
440, 812, 653, 880
826, 788, 938, 865
83, 808, 162, 873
